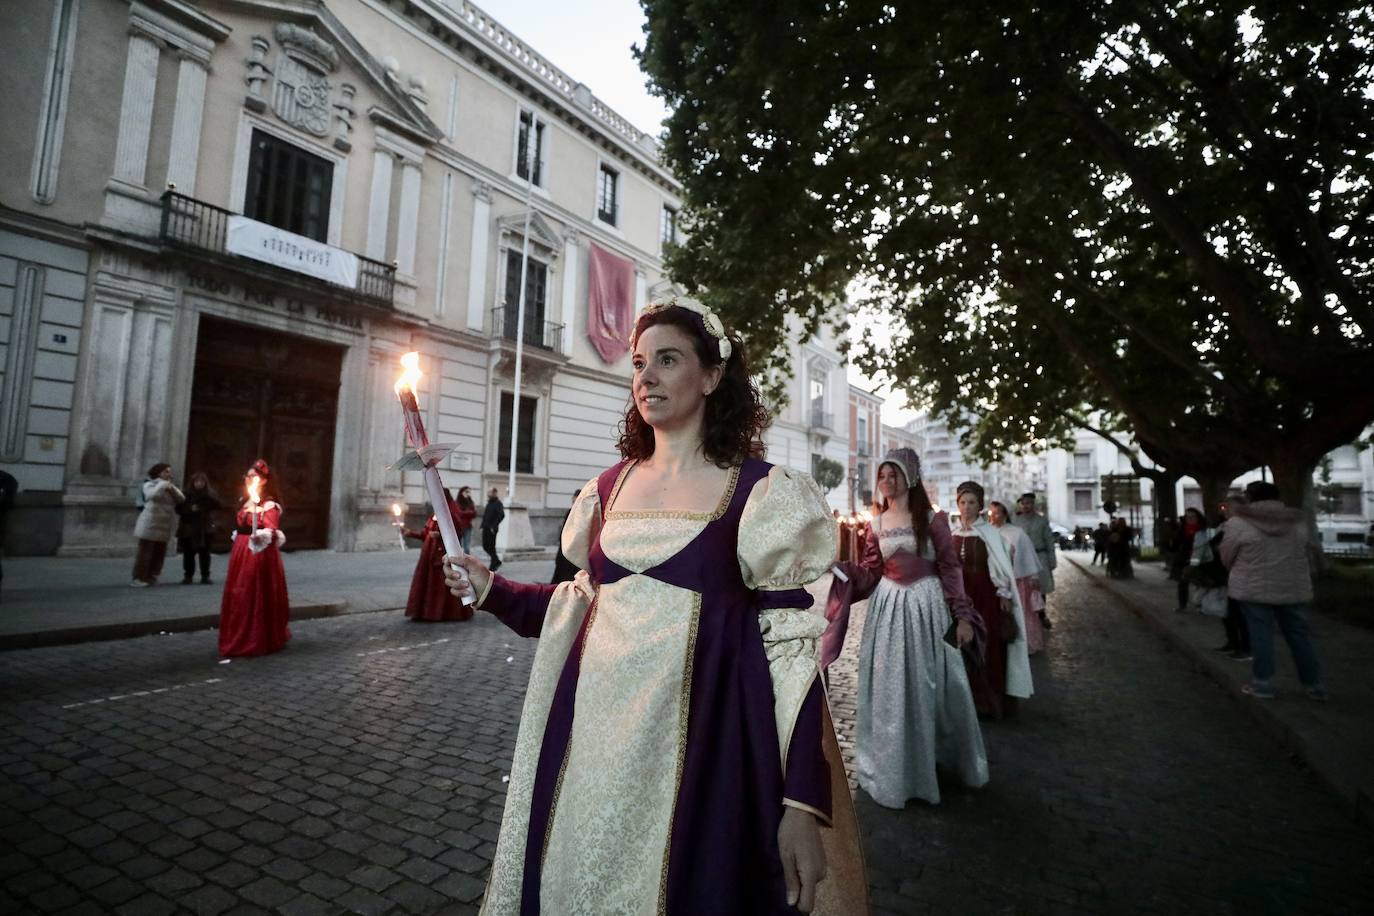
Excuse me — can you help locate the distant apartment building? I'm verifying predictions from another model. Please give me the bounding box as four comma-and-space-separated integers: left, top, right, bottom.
762, 317, 850, 512
846, 386, 882, 510
904, 411, 1040, 513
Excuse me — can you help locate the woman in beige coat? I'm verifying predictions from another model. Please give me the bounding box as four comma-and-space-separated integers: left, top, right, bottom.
131, 463, 184, 586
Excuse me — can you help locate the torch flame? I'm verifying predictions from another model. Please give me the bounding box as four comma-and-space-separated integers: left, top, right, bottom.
391, 503, 403, 517
246, 476, 262, 506
394, 351, 422, 395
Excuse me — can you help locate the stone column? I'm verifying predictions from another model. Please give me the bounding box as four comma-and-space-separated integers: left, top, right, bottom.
559, 231, 580, 355
365, 150, 394, 261
395, 160, 423, 278
111, 29, 161, 188
465, 181, 492, 331
166, 51, 209, 195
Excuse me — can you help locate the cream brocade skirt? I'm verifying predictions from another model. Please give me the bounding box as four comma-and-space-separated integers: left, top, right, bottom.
507, 516, 705, 915
855, 575, 989, 807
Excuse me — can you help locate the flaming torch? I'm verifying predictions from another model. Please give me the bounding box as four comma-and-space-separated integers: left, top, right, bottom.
391, 503, 405, 549
393, 352, 474, 605
246, 475, 262, 537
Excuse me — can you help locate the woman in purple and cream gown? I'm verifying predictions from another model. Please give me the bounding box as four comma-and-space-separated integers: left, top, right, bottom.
823, 448, 988, 807
445, 302, 866, 916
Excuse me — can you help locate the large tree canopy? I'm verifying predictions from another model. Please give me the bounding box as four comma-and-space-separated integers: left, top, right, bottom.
639, 0, 1374, 506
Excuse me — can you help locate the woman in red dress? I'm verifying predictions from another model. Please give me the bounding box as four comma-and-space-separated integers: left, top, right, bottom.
218, 459, 290, 657
950, 481, 1034, 719
403, 489, 473, 622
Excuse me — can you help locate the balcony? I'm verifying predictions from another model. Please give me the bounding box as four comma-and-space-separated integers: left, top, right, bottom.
809, 408, 834, 432
856, 443, 870, 457
159, 191, 395, 307
491, 307, 566, 355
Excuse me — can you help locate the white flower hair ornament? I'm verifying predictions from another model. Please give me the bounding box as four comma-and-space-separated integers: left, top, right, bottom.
643, 299, 734, 363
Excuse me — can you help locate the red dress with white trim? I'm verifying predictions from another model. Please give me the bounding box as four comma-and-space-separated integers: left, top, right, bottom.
218, 501, 291, 657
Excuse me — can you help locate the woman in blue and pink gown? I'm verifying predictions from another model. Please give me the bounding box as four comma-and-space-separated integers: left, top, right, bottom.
445, 302, 866, 915
218, 460, 290, 657
823, 448, 988, 807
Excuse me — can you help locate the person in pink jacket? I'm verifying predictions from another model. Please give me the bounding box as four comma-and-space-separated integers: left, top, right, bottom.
1219, 481, 1327, 701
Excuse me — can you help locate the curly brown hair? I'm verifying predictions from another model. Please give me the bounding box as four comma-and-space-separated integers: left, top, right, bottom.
615, 305, 770, 468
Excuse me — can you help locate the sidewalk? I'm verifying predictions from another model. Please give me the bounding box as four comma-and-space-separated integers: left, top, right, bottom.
1064, 554, 1374, 827
0, 549, 554, 650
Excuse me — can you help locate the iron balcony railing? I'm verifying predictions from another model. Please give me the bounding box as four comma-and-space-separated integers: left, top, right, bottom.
159, 190, 395, 306
810, 408, 834, 431
491, 306, 566, 355
856, 443, 871, 457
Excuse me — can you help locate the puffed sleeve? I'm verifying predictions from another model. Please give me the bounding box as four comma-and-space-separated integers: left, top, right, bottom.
738, 465, 838, 822
558, 477, 602, 572
477, 477, 600, 639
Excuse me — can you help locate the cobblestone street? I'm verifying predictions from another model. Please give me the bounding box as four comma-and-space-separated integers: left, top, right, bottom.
2, 564, 1372, 914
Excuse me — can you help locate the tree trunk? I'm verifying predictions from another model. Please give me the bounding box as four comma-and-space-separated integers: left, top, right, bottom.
1269, 452, 1324, 572
1195, 472, 1236, 526
1269, 455, 1318, 513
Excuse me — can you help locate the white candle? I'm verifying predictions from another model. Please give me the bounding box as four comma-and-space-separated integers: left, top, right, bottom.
395, 353, 474, 605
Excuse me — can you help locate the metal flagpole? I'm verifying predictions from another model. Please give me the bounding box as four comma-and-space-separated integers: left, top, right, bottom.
507, 121, 537, 502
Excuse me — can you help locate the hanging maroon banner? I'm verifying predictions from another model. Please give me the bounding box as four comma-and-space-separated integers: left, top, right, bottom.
586, 242, 635, 363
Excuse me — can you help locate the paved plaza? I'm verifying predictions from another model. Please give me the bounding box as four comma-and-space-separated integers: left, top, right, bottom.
2, 563, 1372, 914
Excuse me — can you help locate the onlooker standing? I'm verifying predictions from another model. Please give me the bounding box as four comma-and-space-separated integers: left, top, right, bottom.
1091, 522, 1109, 565
481, 486, 505, 572
1012, 492, 1056, 630
1219, 481, 1326, 701
454, 486, 478, 554
132, 463, 184, 586
1170, 508, 1205, 611
176, 472, 221, 584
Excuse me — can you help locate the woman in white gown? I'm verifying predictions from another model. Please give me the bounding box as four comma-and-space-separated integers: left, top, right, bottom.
823, 448, 989, 807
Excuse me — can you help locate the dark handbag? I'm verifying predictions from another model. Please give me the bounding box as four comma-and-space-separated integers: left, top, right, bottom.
997, 606, 1019, 642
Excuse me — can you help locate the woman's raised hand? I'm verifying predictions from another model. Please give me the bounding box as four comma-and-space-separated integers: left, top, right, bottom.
444, 553, 491, 604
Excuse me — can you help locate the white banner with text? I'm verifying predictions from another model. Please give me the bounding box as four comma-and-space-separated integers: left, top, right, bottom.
226, 216, 359, 289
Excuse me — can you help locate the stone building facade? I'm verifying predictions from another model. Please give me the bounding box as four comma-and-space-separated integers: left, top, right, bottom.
1, 0, 682, 554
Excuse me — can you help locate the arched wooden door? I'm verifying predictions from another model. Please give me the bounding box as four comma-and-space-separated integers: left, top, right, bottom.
185, 316, 343, 550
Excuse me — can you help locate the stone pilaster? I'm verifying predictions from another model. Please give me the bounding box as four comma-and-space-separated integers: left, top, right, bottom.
365, 149, 394, 261
110, 29, 161, 188
395, 161, 423, 278
166, 52, 209, 195
466, 181, 492, 331
559, 230, 580, 355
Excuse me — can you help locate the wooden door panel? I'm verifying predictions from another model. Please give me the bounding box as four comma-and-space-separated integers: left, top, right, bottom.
188, 317, 342, 551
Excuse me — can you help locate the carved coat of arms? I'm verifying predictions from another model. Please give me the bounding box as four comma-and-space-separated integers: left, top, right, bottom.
273, 55, 331, 136
268, 23, 339, 137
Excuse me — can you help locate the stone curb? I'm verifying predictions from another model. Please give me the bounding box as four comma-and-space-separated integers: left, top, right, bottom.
0, 600, 365, 651
1065, 555, 1373, 830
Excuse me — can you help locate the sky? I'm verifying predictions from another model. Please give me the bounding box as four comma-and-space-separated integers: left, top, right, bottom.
482, 1, 920, 428
479, 0, 671, 135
